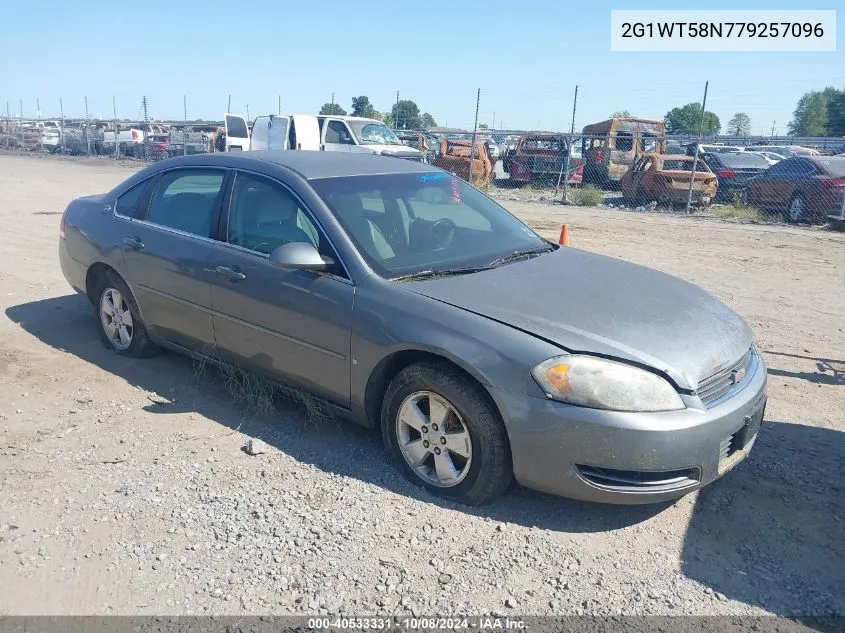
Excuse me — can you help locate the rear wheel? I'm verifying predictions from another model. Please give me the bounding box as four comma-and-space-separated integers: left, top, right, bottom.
381, 362, 512, 505
786, 194, 806, 223
95, 272, 156, 357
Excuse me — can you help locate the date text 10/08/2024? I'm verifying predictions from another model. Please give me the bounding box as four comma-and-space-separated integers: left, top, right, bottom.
308, 616, 527, 630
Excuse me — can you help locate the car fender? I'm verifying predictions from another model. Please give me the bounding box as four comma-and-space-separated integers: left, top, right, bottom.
349, 280, 563, 427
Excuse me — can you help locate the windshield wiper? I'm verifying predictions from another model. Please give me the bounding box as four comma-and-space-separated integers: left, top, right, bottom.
487, 245, 555, 267
393, 265, 496, 282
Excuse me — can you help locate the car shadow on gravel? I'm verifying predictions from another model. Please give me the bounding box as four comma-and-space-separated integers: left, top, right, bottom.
682, 419, 845, 618
8, 294, 667, 534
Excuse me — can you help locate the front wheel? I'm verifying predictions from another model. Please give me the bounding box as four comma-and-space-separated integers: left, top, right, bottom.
381, 362, 513, 505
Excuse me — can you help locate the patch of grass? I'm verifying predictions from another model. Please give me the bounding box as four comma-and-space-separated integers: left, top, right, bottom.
192, 347, 335, 428
709, 194, 769, 222
568, 185, 604, 207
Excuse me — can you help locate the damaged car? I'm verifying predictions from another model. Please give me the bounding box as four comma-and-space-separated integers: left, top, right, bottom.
621, 153, 718, 207
59, 151, 766, 505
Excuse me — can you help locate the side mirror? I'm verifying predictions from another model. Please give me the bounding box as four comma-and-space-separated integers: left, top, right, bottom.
268, 242, 334, 272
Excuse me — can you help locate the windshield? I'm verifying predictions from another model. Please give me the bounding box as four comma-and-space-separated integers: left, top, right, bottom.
311, 172, 549, 278
348, 121, 402, 146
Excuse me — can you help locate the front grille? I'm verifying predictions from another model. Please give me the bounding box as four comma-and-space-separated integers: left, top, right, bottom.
577, 465, 701, 493
696, 347, 755, 407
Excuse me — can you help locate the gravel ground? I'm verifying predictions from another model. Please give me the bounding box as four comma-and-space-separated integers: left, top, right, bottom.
0, 153, 842, 617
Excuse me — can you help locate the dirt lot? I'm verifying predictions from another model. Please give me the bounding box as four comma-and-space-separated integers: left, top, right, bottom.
0, 154, 842, 617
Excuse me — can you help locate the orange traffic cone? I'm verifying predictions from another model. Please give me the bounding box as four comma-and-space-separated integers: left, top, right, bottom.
558, 224, 571, 246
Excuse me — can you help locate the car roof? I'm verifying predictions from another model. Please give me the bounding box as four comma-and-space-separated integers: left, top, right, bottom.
154, 150, 436, 180
319, 115, 382, 123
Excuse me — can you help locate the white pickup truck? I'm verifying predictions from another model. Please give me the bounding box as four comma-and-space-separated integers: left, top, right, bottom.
223, 113, 425, 162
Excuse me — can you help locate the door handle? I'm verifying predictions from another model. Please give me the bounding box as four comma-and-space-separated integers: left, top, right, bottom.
122, 236, 144, 249
214, 265, 246, 281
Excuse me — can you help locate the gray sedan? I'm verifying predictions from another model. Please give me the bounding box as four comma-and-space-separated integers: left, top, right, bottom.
59, 151, 767, 504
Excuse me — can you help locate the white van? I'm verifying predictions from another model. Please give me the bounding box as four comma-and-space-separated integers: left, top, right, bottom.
223, 113, 425, 162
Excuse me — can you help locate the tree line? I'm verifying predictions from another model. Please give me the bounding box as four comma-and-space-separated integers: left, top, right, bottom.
318, 96, 437, 130
611, 86, 844, 138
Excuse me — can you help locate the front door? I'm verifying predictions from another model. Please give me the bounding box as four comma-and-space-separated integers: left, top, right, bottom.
322, 119, 356, 152
122, 168, 228, 352
208, 171, 354, 406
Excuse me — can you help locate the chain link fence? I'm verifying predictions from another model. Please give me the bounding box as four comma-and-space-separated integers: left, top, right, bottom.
3, 95, 844, 225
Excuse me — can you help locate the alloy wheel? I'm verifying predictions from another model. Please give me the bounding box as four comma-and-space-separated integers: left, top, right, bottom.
100, 288, 134, 350
396, 391, 473, 487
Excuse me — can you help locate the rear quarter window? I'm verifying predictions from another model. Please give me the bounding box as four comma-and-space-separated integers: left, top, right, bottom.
115, 180, 150, 218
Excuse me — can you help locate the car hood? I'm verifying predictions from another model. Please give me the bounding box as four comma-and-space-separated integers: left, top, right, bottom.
365, 144, 423, 157
405, 248, 753, 390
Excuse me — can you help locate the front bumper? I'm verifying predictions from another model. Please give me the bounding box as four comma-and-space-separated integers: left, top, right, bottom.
493, 351, 767, 504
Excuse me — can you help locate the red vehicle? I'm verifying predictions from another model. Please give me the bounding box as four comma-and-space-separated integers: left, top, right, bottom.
744, 156, 845, 223
502, 134, 582, 186
147, 134, 170, 160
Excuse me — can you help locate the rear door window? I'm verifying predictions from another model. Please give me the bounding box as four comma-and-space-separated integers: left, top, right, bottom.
146, 170, 226, 238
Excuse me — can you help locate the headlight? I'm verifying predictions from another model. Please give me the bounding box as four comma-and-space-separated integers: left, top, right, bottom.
531, 355, 684, 412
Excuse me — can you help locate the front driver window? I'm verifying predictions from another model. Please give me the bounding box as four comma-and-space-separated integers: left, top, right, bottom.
227, 173, 322, 255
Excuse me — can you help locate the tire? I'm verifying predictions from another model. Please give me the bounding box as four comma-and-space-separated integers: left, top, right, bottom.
785, 194, 806, 223
94, 271, 157, 357
381, 361, 513, 505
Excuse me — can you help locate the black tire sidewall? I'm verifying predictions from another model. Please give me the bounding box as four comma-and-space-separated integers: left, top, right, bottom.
381, 363, 511, 503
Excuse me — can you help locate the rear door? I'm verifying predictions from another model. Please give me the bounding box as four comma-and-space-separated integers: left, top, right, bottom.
767, 158, 811, 209
224, 113, 250, 151
122, 168, 228, 352
207, 171, 354, 405
747, 160, 786, 207
267, 116, 291, 150
291, 115, 320, 150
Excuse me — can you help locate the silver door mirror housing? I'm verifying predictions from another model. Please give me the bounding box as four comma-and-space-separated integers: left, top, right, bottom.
268, 242, 334, 271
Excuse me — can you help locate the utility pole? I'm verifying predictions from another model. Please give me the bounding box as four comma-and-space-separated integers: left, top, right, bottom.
395, 91, 400, 129
278, 95, 282, 116
227, 95, 232, 112
492, 112, 496, 130
771, 120, 776, 137
19, 99, 23, 148
330, 92, 335, 114
246, 104, 250, 121
5, 101, 10, 150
